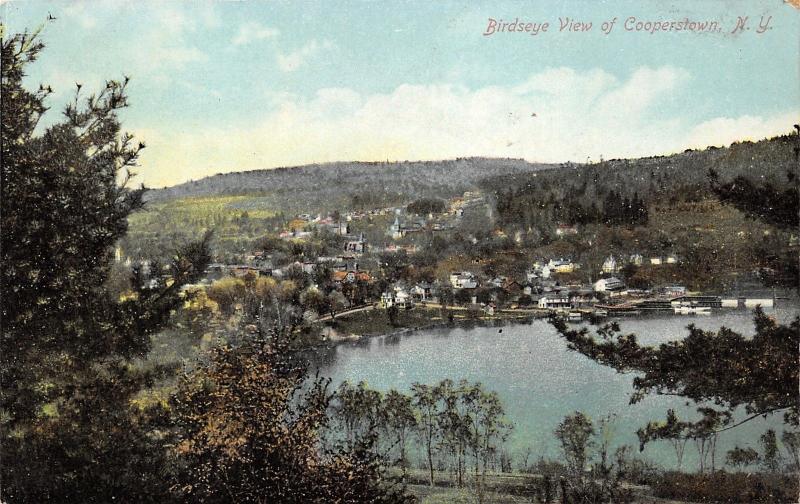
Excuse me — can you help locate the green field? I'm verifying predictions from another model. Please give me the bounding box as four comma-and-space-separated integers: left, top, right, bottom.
123, 195, 285, 261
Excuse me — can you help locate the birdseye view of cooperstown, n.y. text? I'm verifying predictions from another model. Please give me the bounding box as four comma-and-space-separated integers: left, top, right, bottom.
0, 1, 799, 502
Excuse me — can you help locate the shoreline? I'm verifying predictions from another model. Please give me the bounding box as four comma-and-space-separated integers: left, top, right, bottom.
313, 301, 798, 350
314, 307, 536, 348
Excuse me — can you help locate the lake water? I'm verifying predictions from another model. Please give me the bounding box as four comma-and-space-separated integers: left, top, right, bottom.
312, 307, 799, 470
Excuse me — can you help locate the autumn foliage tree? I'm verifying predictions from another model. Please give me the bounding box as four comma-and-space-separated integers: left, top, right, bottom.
171, 335, 412, 503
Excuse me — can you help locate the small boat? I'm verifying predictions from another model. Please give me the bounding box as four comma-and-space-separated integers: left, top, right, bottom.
567, 311, 583, 322
674, 306, 711, 315
594, 310, 608, 318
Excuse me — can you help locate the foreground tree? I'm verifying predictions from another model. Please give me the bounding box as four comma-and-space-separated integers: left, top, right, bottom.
412, 382, 442, 487
330, 380, 384, 445
460, 380, 513, 500
636, 409, 689, 470
553, 312, 799, 483
1, 30, 210, 501
552, 310, 799, 451
381, 390, 418, 480
760, 429, 782, 473
555, 411, 595, 480
781, 430, 800, 471
554, 412, 634, 503
171, 335, 411, 503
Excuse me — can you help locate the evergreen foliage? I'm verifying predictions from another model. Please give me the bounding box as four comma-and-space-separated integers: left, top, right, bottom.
1, 30, 211, 501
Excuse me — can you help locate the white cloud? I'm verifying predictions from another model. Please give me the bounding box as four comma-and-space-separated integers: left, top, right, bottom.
133, 66, 797, 187
276, 39, 335, 72
232, 22, 279, 46
685, 113, 798, 149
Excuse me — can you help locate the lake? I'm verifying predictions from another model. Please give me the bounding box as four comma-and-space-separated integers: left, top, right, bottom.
312, 307, 799, 470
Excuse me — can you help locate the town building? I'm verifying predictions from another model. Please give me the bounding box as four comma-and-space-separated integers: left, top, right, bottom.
343, 233, 367, 254
593, 277, 625, 292
537, 293, 571, 310
410, 283, 434, 302
548, 258, 577, 274
602, 255, 618, 274
449, 271, 478, 289
380, 287, 413, 309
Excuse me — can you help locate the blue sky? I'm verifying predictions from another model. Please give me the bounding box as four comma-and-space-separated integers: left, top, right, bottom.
2, 0, 798, 187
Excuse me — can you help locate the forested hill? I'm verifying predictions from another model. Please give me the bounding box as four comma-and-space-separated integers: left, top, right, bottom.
144, 158, 553, 210
484, 132, 799, 228
144, 132, 797, 215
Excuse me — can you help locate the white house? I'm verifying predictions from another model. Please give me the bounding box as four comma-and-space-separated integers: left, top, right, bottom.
489, 276, 507, 289
379, 292, 395, 308
449, 272, 478, 289
629, 254, 643, 266
381, 287, 413, 309
593, 277, 625, 292
410, 283, 433, 301
548, 258, 577, 274
602, 255, 618, 274
388, 217, 404, 239
537, 293, 571, 310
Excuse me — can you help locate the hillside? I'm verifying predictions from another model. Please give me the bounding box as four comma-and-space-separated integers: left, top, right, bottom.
144, 158, 553, 212
145, 133, 797, 216
485, 132, 798, 229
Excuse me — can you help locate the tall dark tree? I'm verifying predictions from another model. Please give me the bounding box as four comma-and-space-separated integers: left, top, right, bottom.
708, 168, 799, 232
709, 164, 799, 288
1, 30, 210, 501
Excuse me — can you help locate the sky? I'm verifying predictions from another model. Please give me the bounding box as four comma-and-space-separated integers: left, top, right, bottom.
2, 0, 799, 188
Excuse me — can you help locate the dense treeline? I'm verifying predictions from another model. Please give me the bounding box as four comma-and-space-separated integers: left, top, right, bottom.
495, 184, 649, 227
406, 197, 447, 215
1, 31, 209, 501
487, 134, 798, 229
